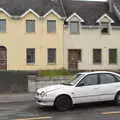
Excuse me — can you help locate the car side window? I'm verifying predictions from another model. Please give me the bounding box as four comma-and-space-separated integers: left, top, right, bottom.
80, 74, 98, 86
100, 73, 116, 84
115, 75, 120, 82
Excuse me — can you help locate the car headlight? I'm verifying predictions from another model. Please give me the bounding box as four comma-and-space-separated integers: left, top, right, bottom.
38, 91, 46, 97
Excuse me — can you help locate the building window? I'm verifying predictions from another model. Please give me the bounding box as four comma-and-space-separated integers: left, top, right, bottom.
70, 21, 79, 34
26, 20, 35, 33
47, 20, 56, 33
93, 49, 102, 64
48, 48, 56, 64
100, 22, 110, 34
0, 19, 6, 32
26, 48, 35, 64
78, 49, 82, 61
109, 49, 117, 64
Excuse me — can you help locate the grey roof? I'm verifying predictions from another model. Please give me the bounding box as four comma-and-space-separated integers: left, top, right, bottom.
0, 0, 119, 26
0, 0, 66, 17
114, 0, 120, 11
63, 0, 120, 25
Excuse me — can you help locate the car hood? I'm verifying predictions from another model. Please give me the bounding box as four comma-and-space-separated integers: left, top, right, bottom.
37, 84, 69, 93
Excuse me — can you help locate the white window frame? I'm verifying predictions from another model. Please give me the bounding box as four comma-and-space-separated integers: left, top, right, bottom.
96, 13, 114, 35
47, 20, 56, 33
47, 48, 56, 64
93, 49, 102, 64
26, 20, 36, 33
109, 49, 117, 64
0, 19, 6, 33
69, 21, 80, 34
100, 22, 111, 34
66, 13, 84, 35
26, 48, 35, 64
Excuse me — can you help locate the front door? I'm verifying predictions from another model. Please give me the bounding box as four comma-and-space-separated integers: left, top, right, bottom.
0, 46, 7, 70
68, 49, 81, 71
73, 74, 100, 103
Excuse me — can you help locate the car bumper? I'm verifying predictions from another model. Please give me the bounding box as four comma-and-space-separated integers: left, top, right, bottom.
34, 97, 54, 107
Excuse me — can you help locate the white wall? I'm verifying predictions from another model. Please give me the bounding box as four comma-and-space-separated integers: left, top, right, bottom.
64, 27, 120, 70
28, 75, 71, 92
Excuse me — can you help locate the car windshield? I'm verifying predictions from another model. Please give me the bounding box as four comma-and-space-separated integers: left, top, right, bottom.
62, 73, 85, 86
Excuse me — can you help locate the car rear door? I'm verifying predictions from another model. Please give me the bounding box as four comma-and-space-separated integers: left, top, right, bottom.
98, 73, 119, 101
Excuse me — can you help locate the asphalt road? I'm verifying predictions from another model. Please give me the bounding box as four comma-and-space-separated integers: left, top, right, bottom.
1, 101, 120, 120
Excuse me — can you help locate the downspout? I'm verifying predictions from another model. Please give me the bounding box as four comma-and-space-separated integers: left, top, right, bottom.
60, 0, 67, 69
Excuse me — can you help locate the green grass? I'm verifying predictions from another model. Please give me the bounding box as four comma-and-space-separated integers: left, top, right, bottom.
37, 69, 72, 76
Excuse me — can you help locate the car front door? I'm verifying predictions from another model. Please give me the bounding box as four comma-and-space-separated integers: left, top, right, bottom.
73, 74, 100, 104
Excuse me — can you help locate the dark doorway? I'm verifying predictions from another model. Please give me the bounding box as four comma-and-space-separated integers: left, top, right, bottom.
0, 46, 7, 70
68, 49, 81, 71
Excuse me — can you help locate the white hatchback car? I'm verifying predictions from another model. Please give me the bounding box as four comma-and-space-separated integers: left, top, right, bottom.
35, 71, 120, 111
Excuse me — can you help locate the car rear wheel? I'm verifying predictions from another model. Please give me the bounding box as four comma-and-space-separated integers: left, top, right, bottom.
115, 92, 120, 105
54, 95, 73, 111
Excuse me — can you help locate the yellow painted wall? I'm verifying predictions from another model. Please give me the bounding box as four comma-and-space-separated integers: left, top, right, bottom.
0, 11, 64, 70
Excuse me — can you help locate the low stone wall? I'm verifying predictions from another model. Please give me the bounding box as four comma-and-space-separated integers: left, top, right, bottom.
0, 71, 37, 93
28, 75, 71, 92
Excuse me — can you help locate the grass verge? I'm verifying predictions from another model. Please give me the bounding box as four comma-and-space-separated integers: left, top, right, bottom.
37, 69, 72, 76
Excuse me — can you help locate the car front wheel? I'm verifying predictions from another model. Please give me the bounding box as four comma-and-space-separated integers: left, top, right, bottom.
115, 92, 120, 105
54, 95, 73, 111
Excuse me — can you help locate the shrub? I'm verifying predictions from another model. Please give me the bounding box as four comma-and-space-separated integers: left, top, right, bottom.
37, 69, 72, 76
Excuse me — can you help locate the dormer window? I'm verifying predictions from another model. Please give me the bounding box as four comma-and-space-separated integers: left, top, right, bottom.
100, 22, 110, 34
70, 21, 79, 34
66, 13, 84, 35
96, 13, 114, 35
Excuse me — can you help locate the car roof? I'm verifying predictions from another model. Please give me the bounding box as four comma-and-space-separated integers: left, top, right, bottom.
76, 71, 119, 76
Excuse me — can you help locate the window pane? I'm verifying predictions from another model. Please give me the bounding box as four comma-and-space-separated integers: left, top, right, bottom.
100, 73, 116, 84
0, 19, 6, 32
78, 50, 82, 61
26, 48, 35, 64
109, 49, 117, 64
70, 21, 79, 34
48, 48, 56, 63
47, 20, 56, 33
82, 74, 98, 86
115, 75, 120, 81
26, 20, 35, 33
93, 49, 102, 64
101, 22, 109, 34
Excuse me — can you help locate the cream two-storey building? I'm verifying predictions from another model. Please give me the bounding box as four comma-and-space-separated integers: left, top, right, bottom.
0, 0, 65, 70
63, 0, 120, 71
0, 0, 120, 71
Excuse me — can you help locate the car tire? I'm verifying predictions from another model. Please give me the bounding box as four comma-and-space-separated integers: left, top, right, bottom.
54, 95, 73, 111
115, 92, 120, 105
